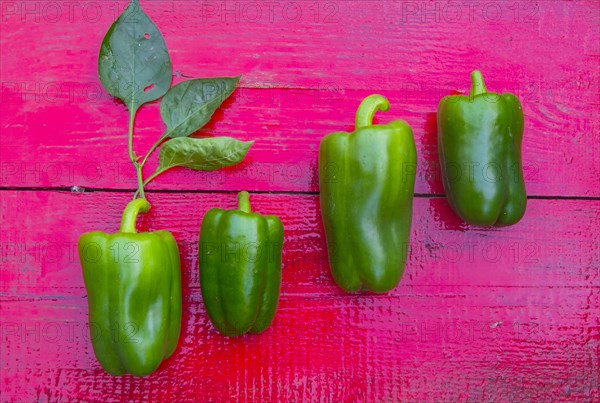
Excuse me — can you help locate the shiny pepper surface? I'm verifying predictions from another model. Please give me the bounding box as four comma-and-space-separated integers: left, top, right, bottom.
200, 191, 284, 337
78, 199, 182, 376
319, 95, 417, 293
437, 70, 526, 226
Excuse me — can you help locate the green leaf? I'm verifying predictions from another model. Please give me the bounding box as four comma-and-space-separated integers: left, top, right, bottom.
98, 0, 172, 113
160, 77, 240, 138
156, 137, 253, 173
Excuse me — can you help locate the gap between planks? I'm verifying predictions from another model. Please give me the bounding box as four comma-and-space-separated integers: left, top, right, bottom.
0, 187, 599, 201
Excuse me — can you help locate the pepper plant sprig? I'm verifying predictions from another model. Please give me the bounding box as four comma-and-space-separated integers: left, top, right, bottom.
98, 0, 252, 200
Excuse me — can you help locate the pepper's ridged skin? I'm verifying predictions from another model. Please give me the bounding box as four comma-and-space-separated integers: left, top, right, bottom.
438, 70, 526, 226
200, 191, 284, 337
78, 199, 182, 376
319, 95, 417, 293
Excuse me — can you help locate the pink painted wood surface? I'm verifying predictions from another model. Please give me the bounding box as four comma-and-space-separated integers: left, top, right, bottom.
1, 191, 599, 402
1, 1, 599, 195
2, 191, 599, 296
1, 0, 599, 402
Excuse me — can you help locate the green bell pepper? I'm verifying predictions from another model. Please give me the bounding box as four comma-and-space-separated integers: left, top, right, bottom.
199, 191, 284, 337
78, 198, 182, 376
437, 70, 526, 226
319, 95, 417, 293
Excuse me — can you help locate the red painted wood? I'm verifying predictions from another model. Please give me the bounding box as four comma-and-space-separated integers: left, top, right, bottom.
1, 1, 599, 196
1, 0, 599, 401
1, 191, 599, 401
2, 191, 599, 295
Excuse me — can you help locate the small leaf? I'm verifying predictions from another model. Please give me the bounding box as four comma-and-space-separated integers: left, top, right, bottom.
160, 77, 240, 138
98, 0, 172, 112
157, 137, 253, 173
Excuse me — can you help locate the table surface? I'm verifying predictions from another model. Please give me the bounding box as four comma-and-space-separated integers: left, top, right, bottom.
1, 1, 599, 402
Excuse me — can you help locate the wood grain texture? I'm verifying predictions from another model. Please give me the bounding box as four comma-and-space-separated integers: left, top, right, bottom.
2, 191, 599, 295
1, 0, 599, 195
1, 0, 599, 401
1, 191, 599, 401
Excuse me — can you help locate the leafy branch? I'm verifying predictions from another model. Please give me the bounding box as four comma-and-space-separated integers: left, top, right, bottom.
97, 0, 251, 201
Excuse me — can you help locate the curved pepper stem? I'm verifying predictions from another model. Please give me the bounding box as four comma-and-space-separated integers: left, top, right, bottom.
469, 70, 488, 97
355, 94, 390, 130
120, 198, 151, 233
238, 191, 251, 213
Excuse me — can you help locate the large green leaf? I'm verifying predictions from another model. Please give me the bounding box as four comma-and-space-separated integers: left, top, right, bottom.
156, 137, 253, 174
160, 77, 240, 138
98, 0, 172, 112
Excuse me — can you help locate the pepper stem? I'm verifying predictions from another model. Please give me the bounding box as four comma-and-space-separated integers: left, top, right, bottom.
120, 198, 151, 233
238, 191, 251, 213
355, 94, 390, 129
469, 70, 487, 97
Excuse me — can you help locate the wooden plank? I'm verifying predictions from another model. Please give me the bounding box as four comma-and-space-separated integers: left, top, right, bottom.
2, 287, 600, 402
1, 289, 598, 402
1, 1, 598, 196
2, 1, 599, 90
1, 191, 598, 295
1, 191, 598, 401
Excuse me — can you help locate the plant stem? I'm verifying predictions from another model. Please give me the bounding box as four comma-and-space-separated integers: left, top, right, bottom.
144, 170, 164, 186
133, 169, 165, 199
355, 94, 390, 130
134, 134, 170, 199
469, 70, 487, 97
120, 198, 151, 233
140, 134, 166, 168
237, 191, 251, 213
135, 165, 145, 199
128, 109, 145, 200
128, 110, 136, 164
